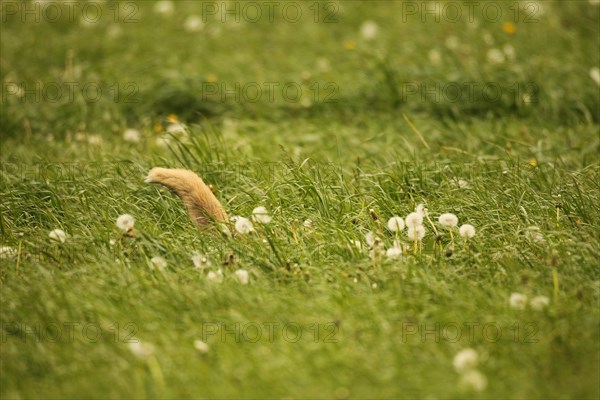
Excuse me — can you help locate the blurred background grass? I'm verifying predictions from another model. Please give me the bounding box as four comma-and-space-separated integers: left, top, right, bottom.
1, 1, 600, 398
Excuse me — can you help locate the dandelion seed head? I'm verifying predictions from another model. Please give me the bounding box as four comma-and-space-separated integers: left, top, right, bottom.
453, 348, 479, 372
150, 256, 167, 271
428, 49, 442, 65
487, 48, 506, 64
439, 213, 459, 228
252, 206, 272, 224
116, 214, 135, 231
234, 217, 254, 234
590, 67, 600, 86
49, 229, 66, 243
192, 253, 211, 269
235, 269, 249, 285
405, 212, 423, 228
415, 204, 429, 217
153, 0, 174, 15
360, 20, 379, 40
525, 226, 545, 242
184, 15, 204, 32
407, 225, 426, 241
193, 339, 209, 354
387, 216, 405, 232
459, 224, 476, 239
459, 369, 488, 392
386, 246, 402, 260
128, 340, 154, 359
0, 246, 17, 259
503, 44, 516, 60
123, 128, 141, 143
365, 231, 380, 248
509, 292, 527, 310
207, 269, 224, 283
530, 295, 550, 311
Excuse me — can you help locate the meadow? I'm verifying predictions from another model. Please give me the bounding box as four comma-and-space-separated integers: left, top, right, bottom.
1, 0, 599, 398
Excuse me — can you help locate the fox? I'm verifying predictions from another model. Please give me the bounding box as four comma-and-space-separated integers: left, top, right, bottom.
145, 167, 228, 226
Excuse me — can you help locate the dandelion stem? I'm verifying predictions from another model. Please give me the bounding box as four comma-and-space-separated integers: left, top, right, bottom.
403, 113, 430, 150
552, 268, 559, 302
425, 214, 439, 236
413, 232, 418, 255
147, 355, 165, 390
16, 240, 23, 276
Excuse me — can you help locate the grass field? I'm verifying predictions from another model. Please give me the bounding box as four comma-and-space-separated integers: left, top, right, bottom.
1, 0, 599, 398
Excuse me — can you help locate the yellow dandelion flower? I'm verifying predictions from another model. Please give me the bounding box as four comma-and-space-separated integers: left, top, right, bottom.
206, 74, 218, 83
343, 39, 356, 50
167, 114, 179, 123
502, 22, 517, 36
529, 159, 538, 167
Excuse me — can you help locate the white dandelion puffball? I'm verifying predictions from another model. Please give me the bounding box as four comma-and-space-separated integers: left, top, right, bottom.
365, 231, 380, 248
387, 216, 405, 232
530, 295, 550, 311
503, 44, 516, 61
386, 246, 402, 260
193, 339, 209, 354
166, 122, 187, 135
153, 0, 174, 15
459, 224, 476, 239
116, 214, 135, 231
525, 226, 545, 242
150, 256, 167, 271
303, 219, 313, 228
360, 20, 379, 40
235, 269, 249, 285
509, 293, 527, 310
487, 48, 505, 64
405, 212, 423, 228
0, 246, 17, 259
128, 340, 154, 359
453, 348, 479, 372
234, 217, 254, 234
439, 213, 459, 228
415, 203, 428, 217
459, 369, 488, 392
123, 128, 141, 143
49, 229, 66, 243
428, 49, 442, 65
207, 269, 224, 283
407, 225, 426, 241
192, 254, 211, 269
184, 15, 204, 32
591, 67, 600, 86
252, 206, 272, 224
